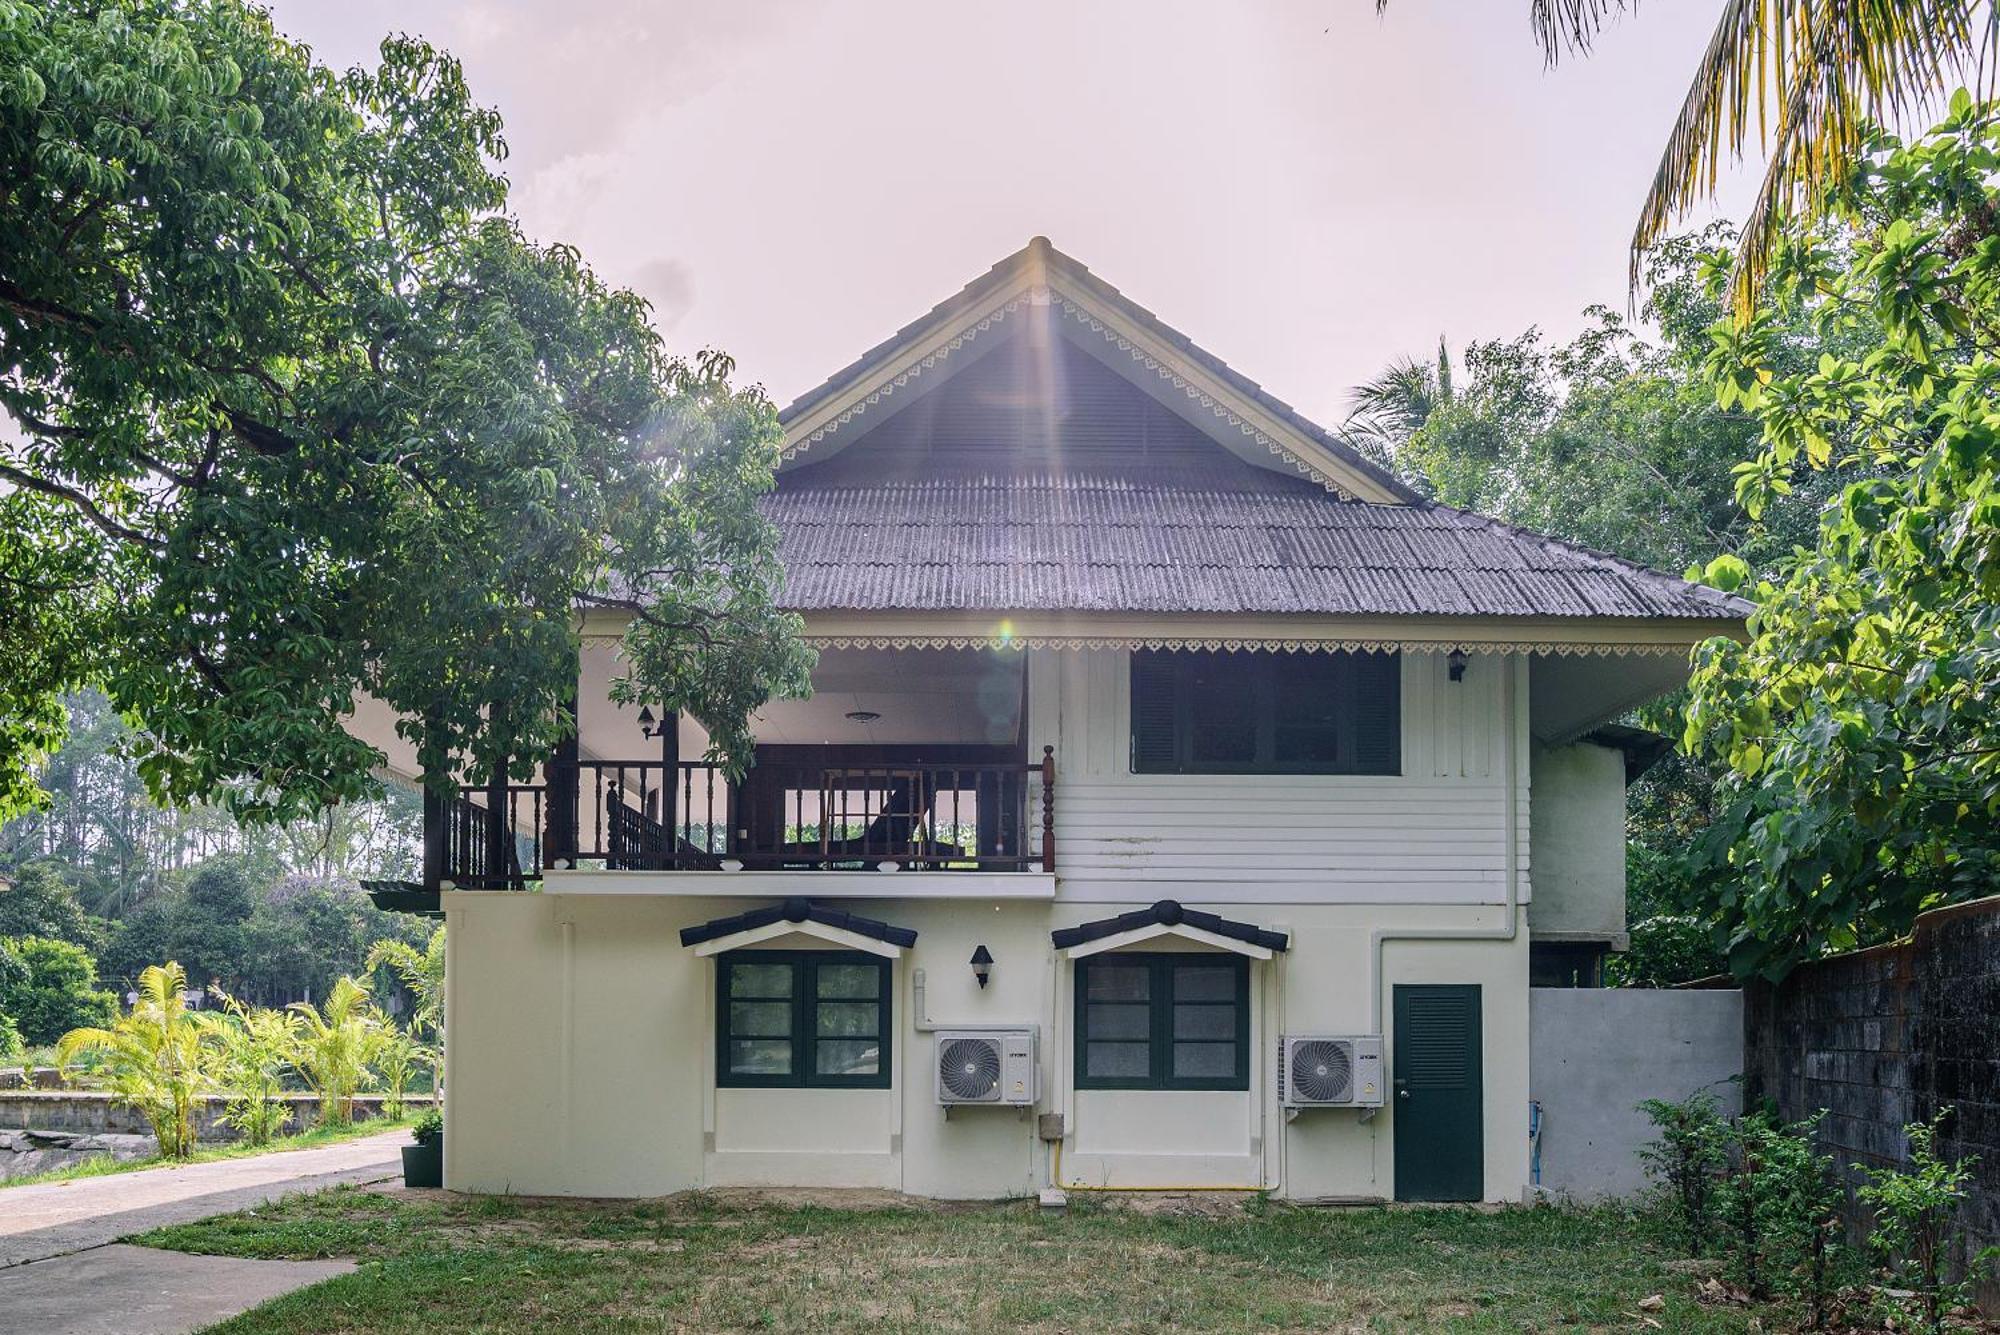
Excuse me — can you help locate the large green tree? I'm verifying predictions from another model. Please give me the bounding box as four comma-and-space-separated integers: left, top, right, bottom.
1683, 95, 2000, 978
0, 1, 812, 825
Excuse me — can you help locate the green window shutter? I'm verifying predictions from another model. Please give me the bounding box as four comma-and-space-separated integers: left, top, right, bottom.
1350, 651, 1402, 774
1129, 651, 1180, 772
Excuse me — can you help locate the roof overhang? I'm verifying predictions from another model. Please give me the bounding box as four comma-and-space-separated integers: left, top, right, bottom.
680, 898, 917, 959
724, 610, 1746, 658
1053, 900, 1289, 960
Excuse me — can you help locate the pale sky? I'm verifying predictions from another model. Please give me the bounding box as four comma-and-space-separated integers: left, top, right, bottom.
268, 1, 1761, 428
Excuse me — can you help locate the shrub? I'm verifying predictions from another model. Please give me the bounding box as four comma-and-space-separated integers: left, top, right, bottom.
55, 962, 216, 1159
0, 935, 117, 1046
287, 976, 386, 1126
412, 1108, 443, 1146
203, 987, 302, 1147
1858, 1110, 1992, 1335
371, 1027, 434, 1120
1637, 1089, 1728, 1255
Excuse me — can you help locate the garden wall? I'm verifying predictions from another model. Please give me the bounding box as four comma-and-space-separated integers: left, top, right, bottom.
0, 1090, 434, 1141
1528, 987, 1743, 1199
1742, 893, 2000, 1308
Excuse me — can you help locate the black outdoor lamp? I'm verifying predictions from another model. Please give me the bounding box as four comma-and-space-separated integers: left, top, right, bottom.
1448, 648, 1469, 683
970, 944, 994, 989
636, 706, 669, 738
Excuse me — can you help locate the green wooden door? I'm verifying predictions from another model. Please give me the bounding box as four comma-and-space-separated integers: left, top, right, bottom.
1392, 984, 1483, 1202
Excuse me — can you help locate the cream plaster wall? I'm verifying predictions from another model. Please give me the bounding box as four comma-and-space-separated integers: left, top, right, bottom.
1526, 741, 1628, 940
443, 893, 1532, 1202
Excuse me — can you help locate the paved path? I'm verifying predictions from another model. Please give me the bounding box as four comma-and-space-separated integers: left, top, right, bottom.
0, 1245, 356, 1334
0, 1130, 404, 1269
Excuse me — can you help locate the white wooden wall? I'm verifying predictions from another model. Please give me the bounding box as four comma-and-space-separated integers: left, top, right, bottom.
1026, 649, 1533, 907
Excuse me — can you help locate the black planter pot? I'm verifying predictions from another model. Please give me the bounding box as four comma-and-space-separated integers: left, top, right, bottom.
402, 1138, 442, 1189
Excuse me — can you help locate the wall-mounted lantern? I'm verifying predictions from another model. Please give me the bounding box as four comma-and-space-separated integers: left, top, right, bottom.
1448, 648, 1468, 683
970, 944, 994, 989
636, 706, 670, 739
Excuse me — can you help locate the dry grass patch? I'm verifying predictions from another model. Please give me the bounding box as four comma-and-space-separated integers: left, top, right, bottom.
135, 1185, 1801, 1332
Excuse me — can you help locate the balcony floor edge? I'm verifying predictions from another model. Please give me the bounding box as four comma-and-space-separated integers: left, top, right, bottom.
537, 869, 1057, 900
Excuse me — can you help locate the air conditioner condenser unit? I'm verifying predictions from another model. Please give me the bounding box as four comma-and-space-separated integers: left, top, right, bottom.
935, 1029, 1038, 1107
1278, 1034, 1384, 1108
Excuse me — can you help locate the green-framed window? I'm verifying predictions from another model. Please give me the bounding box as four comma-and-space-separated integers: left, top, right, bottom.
1130, 648, 1401, 775
715, 950, 892, 1089
1073, 953, 1250, 1091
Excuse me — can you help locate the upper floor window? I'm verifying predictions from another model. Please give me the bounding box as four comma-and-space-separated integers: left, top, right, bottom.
1129, 649, 1400, 775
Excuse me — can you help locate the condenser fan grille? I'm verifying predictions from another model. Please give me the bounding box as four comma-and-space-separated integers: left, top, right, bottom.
1289, 1040, 1353, 1104
940, 1038, 1002, 1101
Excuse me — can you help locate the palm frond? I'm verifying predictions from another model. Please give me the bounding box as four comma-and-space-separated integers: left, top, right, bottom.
1634, 0, 1994, 315
1529, 0, 1636, 62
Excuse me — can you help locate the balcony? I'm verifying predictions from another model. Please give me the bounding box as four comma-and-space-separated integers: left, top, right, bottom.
425, 749, 1054, 891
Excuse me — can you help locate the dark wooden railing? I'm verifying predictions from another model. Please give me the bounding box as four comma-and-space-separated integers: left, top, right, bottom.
430, 748, 1054, 888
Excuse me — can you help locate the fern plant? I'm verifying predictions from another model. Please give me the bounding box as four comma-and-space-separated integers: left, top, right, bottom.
55, 962, 215, 1159
287, 976, 387, 1127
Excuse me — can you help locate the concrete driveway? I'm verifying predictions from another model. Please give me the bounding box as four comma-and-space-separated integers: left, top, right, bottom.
0, 1129, 406, 1333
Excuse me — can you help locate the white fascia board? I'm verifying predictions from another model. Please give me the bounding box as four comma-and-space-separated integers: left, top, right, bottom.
542, 869, 1055, 900
1061, 922, 1277, 961
690, 919, 903, 959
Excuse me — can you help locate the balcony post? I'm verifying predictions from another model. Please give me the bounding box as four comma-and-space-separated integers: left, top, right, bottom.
421, 780, 446, 893
485, 755, 511, 888
1040, 744, 1056, 873
661, 710, 680, 864
545, 662, 579, 868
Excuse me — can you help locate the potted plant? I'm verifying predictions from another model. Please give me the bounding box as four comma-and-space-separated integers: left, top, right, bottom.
403, 1109, 443, 1188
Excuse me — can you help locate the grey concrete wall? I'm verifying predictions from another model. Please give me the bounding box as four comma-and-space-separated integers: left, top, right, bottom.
1529, 987, 1743, 1200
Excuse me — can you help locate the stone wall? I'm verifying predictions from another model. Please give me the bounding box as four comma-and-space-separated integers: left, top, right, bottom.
0, 1091, 435, 1142
1743, 894, 2000, 1307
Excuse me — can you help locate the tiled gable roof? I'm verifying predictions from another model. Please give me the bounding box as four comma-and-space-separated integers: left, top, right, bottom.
762, 471, 1750, 620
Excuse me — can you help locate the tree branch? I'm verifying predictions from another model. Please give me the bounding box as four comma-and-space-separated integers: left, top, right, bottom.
0, 459, 165, 552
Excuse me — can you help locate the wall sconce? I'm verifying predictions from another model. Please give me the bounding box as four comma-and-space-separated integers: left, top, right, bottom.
636, 706, 670, 739
970, 944, 994, 989
1448, 648, 1468, 683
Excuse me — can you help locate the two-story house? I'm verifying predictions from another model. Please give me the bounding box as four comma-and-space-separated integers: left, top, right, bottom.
364, 239, 1746, 1203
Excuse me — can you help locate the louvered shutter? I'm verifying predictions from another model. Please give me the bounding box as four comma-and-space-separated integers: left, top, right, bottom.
1129, 651, 1180, 772
1349, 651, 1402, 774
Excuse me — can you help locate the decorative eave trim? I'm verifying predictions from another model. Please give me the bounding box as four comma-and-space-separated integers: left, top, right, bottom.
776, 276, 1399, 503
1051, 294, 1358, 500
795, 633, 1704, 658
577, 608, 1743, 656
782, 293, 1031, 465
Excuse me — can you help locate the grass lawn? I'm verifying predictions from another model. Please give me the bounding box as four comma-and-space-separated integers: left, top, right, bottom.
135, 1186, 1798, 1332
0, 1115, 413, 1190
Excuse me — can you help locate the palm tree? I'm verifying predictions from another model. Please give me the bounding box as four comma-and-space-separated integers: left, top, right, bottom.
365, 926, 446, 1038
1344, 335, 1453, 462
1378, 0, 1995, 312
287, 976, 386, 1127
56, 961, 215, 1159
202, 987, 302, 1147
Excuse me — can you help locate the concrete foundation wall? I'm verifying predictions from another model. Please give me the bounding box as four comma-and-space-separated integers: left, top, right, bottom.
1528, 987, 1743, 1199
443, 890, 1532, 1202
